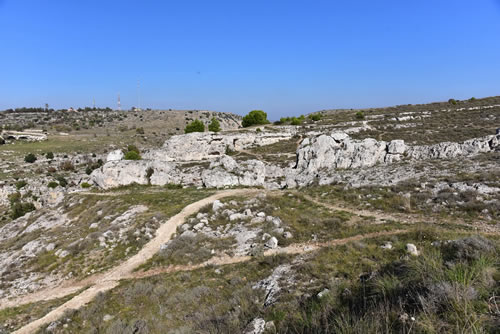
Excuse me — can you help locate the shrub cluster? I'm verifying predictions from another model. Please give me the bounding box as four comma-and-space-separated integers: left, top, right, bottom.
242, 110, 270, 127
185, 119, 205, 133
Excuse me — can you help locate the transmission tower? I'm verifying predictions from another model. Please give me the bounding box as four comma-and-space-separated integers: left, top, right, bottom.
117, 93, 121, 111
137, 80, 141, 110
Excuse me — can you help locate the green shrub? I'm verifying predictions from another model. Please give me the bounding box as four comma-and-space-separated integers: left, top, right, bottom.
290, 117, 302, 125
208, 117, 221, 132
8, 192, 21, 205
59, 160, 75, 171
256, 128, 262, 132
185, 119, 205, 133
242, 110, 270, 127
279, 117, 291, 124
448, 98, 457, 105
124, 151, 141, 160
11, 202, 36, 219
16, 180, 27, 190
56, 176, 68, 187
81, 182, 91, 189
46, 152, 54, 159
24, 153, 37, 163
355, 111, 365, 120
127, 145, 140, 154
136, 127, 145, 134
309, 114, 322, 121
48, 181, 58, 188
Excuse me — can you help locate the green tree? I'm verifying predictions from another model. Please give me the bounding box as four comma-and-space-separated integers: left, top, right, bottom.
242, 110, 269, 127
290, 117, 302, 125
185, 119, 205, 133
208, 118, 221, 132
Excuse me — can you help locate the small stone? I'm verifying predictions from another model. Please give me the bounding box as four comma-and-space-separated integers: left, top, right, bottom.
317, 288, 330, 298
212, 200, 224, 212
45, 243, 56, 251
256, 212, 266, 217
283, 231, 293, 239
265, 237, 278, 249
90, 223, 99, 229
381, 242, 393, 250
103, 314, 114, 322
406, 243, 419, 256
193, 222, 205, 231
244, 318, 266, 334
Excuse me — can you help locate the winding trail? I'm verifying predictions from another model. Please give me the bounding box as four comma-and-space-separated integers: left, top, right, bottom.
6, 187, 497, 333
126, 228, 409, 280
8, 188, 258, 334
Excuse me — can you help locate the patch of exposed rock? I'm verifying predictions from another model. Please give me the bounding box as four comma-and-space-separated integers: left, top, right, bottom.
92, 130, 500, 190
253, 264, 293, 306
143, 129, 297, 162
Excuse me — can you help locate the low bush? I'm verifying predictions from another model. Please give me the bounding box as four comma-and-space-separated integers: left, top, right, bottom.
81, 182, 91, 189
10, 202, 35, 219
15, 180, 27, 190
59, 160, 75, 171
24, 153, 37, 163
124, 151, 141, 160
48, 181, 58, 188
355, 111, 365, 120
56, 176, 68, 187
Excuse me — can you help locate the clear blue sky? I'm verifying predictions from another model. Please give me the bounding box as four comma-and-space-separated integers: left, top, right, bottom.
1, 0, 500, 119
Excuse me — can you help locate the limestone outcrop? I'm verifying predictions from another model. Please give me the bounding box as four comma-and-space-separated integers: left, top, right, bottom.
91, 130, 500, 190
290, 131, 499, 187
1, 131, 47, 142
143, 129, 297, 162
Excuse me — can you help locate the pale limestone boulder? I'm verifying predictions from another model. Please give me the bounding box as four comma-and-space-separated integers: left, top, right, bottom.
106, 149, 124, 162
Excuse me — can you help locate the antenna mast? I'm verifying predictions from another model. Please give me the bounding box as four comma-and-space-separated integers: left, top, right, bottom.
137, 80, 141, 110
117, 93, 121, 111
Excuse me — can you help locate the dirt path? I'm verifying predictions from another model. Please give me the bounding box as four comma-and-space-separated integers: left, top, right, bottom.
298, 193, 418, 225
8, 188, 258, 334
127, 229, 409, 280
299, 193, 500, 233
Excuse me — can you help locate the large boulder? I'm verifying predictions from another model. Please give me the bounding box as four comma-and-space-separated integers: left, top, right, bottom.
106, 149, 124, 162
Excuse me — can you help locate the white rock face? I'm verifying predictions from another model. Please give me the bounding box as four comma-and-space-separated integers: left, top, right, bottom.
388, 140, 407, 154
106, 149, 124, 162
91, 130, 499, 190
289, 132, 500, 187
143, 130, 296, 162
407, 135, 498, 160
295, 132, 393, 174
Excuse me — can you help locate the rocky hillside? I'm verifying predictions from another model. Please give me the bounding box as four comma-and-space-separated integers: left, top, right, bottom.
0, 97, 499, 334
